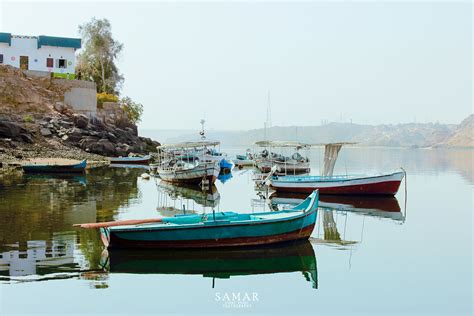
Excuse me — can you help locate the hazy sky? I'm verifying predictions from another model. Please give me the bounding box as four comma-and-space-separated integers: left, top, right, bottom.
1, 1, 472, 130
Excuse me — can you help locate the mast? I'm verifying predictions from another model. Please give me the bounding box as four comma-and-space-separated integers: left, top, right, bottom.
199, 119, 206, 140
264, 91, 272, 141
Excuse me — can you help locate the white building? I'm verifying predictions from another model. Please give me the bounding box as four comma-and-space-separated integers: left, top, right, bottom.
0, 32, 81, 79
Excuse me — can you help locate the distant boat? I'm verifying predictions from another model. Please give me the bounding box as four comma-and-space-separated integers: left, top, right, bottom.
155, 142, 221, 186
233, 151, 255, 167
255, 141, 311, 175
110, 155, 151, 165
104, 240, 317, 288
76, 190, 319, 249
269, 143, 405, 196
22, 159, 87, 174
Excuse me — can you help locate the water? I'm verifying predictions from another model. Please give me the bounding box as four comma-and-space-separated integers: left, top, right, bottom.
0, 148, 472, 315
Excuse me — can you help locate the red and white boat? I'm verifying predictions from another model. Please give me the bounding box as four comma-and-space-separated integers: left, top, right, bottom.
269, 171, 405, 196
268, 143, 405, 196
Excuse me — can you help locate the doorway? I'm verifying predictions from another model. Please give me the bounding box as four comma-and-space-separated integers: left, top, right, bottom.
20, 56, 29, 70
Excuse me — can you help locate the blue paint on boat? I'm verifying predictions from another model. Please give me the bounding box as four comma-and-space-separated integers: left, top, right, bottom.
219, 159, 233, 170
22, 159, 87, 174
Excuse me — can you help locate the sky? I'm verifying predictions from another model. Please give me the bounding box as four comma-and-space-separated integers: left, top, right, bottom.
0, 1, 472, 130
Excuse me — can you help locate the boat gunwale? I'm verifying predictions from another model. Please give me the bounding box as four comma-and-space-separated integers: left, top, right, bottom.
272, 171, 404, 183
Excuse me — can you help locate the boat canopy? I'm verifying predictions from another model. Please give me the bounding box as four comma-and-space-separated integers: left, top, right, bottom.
255, 141, 311, 148
158, 141, 220, 150
310, 142, 357, 147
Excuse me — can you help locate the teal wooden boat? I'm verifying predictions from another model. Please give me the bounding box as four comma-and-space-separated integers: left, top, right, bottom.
22, 159, 87, 174
77, 190, 319, 249
103, 240, 317, 288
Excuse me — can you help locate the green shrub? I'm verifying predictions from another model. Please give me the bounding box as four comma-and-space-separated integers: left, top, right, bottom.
23, 114, 33, 123
97, 92, 119, 108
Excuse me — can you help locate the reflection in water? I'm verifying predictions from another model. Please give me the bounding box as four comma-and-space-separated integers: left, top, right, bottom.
102, 240, 318, 289
266, 192, 405, 248
155, 180, 220, 213
217, 171, 233, 184
0, 167, 143, 282
270, 193, 404, 222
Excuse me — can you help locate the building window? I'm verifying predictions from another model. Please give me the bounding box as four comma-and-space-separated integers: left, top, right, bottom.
46, 58, 53, 68
0, 54, 3, 64
57, 59, 67, 69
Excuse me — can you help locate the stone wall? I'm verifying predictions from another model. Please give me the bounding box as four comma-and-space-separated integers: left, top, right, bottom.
53, 79, 97, 116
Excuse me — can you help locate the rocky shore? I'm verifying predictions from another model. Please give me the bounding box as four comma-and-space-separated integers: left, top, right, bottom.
0, 64, 160, 165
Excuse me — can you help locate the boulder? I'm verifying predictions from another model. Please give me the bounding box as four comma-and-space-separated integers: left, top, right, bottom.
20, 133, 34, 143
115, 143, 130, 157
66, 128, 84, 143
81, 137, 116, 156
0, 120, 22, 138
73, 114, 89, 129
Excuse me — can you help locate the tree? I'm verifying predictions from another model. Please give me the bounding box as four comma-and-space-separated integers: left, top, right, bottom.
120, 96, 143, 124
76, 18, 124, 94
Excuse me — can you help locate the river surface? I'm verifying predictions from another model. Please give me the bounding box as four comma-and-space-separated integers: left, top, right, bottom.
0, 147, 472, 315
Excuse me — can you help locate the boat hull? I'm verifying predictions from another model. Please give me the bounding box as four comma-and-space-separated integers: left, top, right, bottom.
107, 223, 315, 249
158, 163, 220, 185
22, 160, 87, 174
270, 172, 404, 196
233, 159, 255, 167
110, 156, 150, 165
257, 160, 310, 175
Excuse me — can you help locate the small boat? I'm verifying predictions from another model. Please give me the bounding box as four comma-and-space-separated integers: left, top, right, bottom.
233, 151, 255, 167
219, 158, 233, 170
110, 155, 151, 165
255, 141, 311, 175
22, 159, 87, 174
104, 240, 317, 288
157, 161, 220, 185
156, 142, 221, 185
269, 143, 405, 196
75, 190, 319, 249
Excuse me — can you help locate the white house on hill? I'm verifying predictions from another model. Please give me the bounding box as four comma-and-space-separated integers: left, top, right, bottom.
0, 32, 81, 79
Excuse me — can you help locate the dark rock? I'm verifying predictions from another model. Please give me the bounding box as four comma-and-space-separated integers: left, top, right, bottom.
0, 120, 22, 138
58, 120, 73, 129
107, 132, 117, 142
80, 137, 116, 156
115, 143, 130, 157
79, 136, 99, 148
66, 128, 84, 143
20, 133, 34, 143
73, 114, 89, 129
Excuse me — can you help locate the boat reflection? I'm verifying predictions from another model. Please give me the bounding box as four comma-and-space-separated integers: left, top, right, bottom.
217, 171, 233, 184
269, 192, 404, 222
102, 240, 318, 289
156, 180, 221, 213
23, 173, 87, 186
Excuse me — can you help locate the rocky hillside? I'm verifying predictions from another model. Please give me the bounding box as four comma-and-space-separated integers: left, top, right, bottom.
160, 120, 464, 148
441, 114, 473, 147
0, 65, 159, 162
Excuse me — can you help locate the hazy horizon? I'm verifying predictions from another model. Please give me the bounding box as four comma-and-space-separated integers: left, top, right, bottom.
1, 1, 472, 130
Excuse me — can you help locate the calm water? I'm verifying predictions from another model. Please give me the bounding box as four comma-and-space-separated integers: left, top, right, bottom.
0, 148, 472, 315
